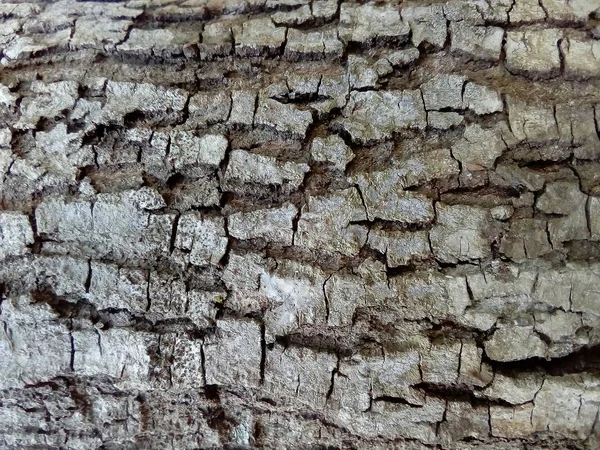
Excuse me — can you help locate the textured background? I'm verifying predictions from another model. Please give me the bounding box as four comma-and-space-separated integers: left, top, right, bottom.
1, 0, 600, 448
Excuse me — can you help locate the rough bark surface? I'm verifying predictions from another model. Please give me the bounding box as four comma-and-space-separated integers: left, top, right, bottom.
1, 0, 600, 449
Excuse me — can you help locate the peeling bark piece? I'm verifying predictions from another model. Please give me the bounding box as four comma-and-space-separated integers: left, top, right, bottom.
459, 342, 493, 388
17, 80, 78, 129
272, 5, 312, 26
223, 149, 309, 193
89, 262, 148, 311
485, 325, 547, 362
347, 55, 379, 90
310, 135, 354, 171
204, 318, 262, 387
311, 71, 349, 116
539, 182, 589, 247
260, 260, 327, 342
70, 17, 131, 50
368, 229, 431, 267
386, 47, 420, 67
389, 270, 470, 321
532, 267, 574, 311
0, 297, 71, 389
286, 73, 320, 99
462, 82, 503, 115
222, 251, 271, 315
101, 81, 188, 125
324, 274, 365, 326
484, 372, 544, 405
490, 404, 536, 438
31, 123, 90, 181
373, 58, 394, 77
284, 29, 343, 60
589, 197, 600, 240
21, 7, 72, 34
311, 0, 337, 22
1, 29, 70, 65
421, 341, 461, 384
339, 3, 409, 44
555, 103, 600, 159
491, 164, 545, 192
444, 1, 486, 23
352, 169, 434, 223
331, 352, 424, 412
228, 203, 297, 245
36, 189, 173, 262
175, 214, 228, 266
542, 0, 600, 23
451, 123, 507, 169
233, 18, 286, 57
0, 212, 33, 261
439, 402, 490, 443
117, 27, 199, 57
421, 74, 466, 111
560, 37, 600, 80
254, 95, 313, 138
430, 203, 495, 263
428, 111, 464, 129
535, 310, 582, 344
532, 375, 600, 440
35, 197, 93, 241
467, 263, 537, 302
169, 132, 227, 174
168, 334, 205, 388
568, 262, 600, 316
537, 181, 586, 215
507, 97, 559, 143
0, 84, 15, 109
500, 218, 553, 261
505, 29, 562, 78
337, 396, 445, 443
460, 264, 538, 330
263, 344, 336, 407
188, 90, 231, 127
228, 90, 257, 127
199, 21, 232, 59
340, 90, 426, 144
575, 161, 600, 195
402, 5, 447, 50
295, 188, 367, 256
73, 328, 153, 389
33, 255, 88, 297
395, 148, 460, 187
376, 58, 393, 76
450, 22, 504, 62
509, 0, 547, 24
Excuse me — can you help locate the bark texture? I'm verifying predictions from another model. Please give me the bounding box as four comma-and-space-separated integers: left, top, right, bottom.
1, 0, 600, 449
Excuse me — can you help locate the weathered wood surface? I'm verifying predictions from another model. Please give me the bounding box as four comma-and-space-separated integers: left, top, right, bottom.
1, 0, 600, 448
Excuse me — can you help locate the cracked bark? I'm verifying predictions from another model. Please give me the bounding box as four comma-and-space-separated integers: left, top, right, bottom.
0, 0, 600, 449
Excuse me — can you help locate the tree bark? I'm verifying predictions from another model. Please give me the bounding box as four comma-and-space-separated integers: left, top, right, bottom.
1, 0, 600, 449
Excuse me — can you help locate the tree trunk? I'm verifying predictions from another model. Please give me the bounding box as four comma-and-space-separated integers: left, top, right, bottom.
1, 0, 600, 449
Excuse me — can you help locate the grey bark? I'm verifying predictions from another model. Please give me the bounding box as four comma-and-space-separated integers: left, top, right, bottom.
1, 0, 600, 449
